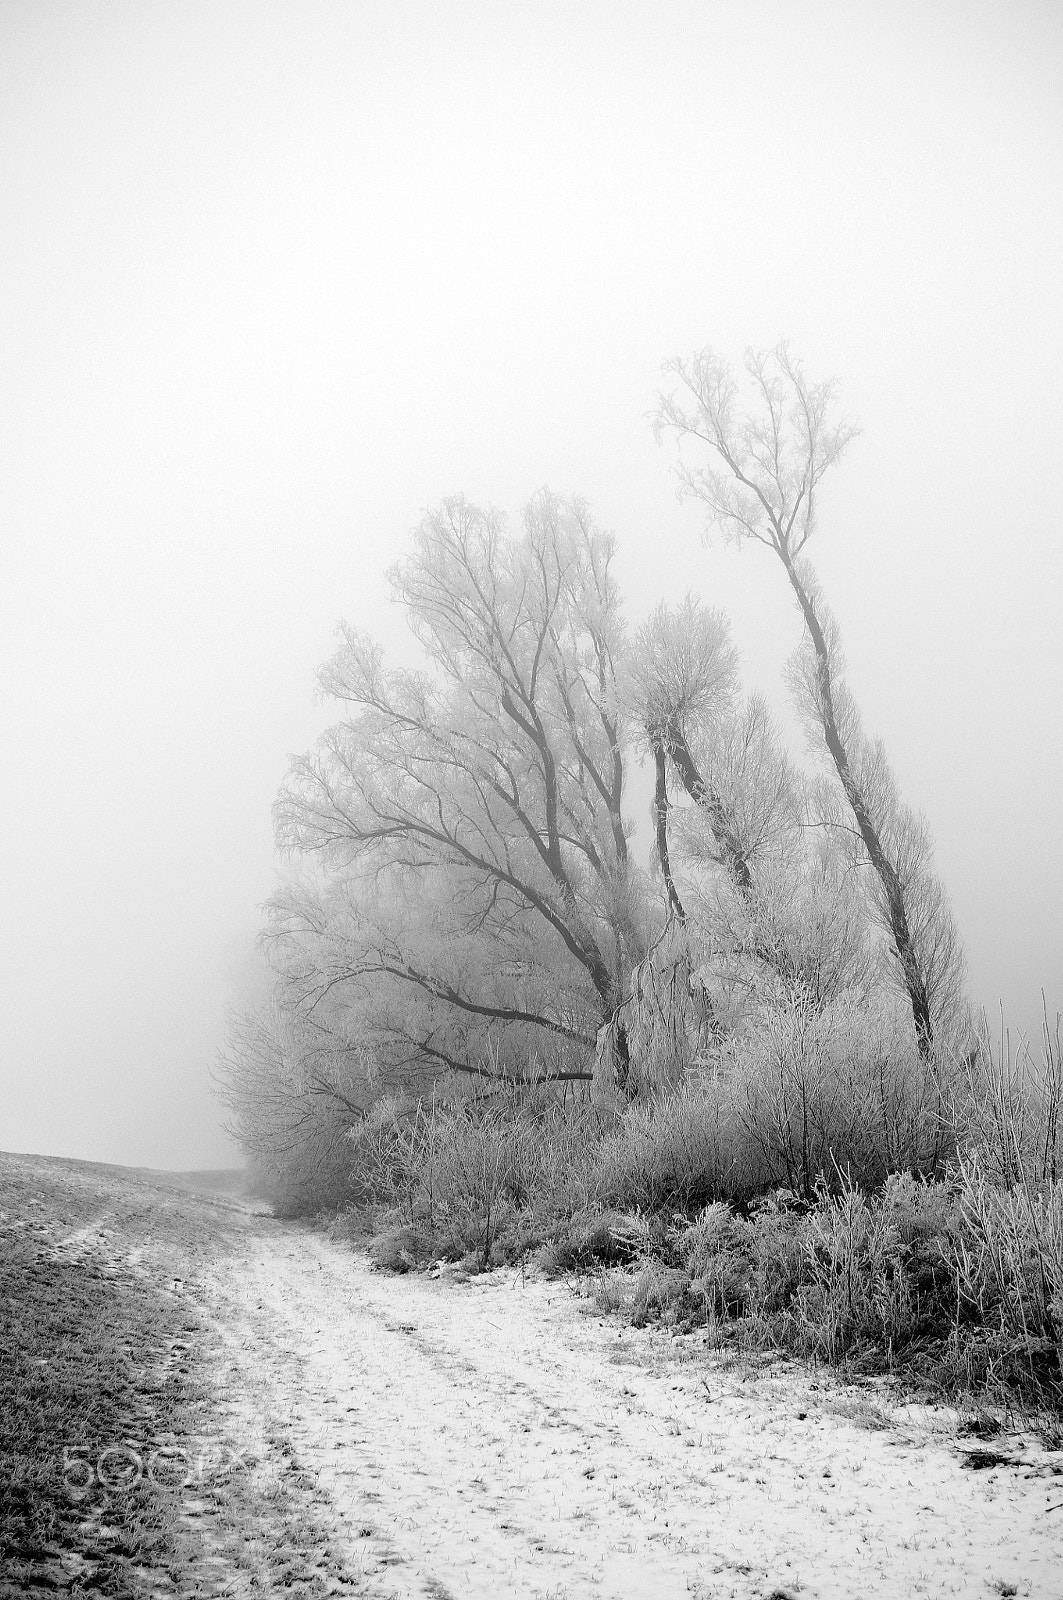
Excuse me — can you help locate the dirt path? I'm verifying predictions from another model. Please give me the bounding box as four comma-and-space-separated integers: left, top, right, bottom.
193, 1208, 1063, 1600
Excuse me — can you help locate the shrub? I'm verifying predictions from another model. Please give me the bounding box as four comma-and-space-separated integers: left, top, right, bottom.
678, 1202, 754, 1317
346, 1094, 427, 1205
662, 1168, 1059, 1417
365, 1092, 610, 1267
729, 993, 958, 1198
957, 1003, 1063, 1187
772, 1179, 934, 1364
591, 1073, 767, 1211
743, 1197, 810, 1315
632, 1262, 693, 1326
947, 1155, 1063, 1388
367, 1223, 436, 1274
592, 1268, 635, 1315
536, 1210, 650, 1276
625, 1177, 966, 1372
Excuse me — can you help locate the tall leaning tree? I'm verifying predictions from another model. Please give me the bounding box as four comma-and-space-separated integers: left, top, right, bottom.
655, 344, 966, 1059
270, 491, 653, 1098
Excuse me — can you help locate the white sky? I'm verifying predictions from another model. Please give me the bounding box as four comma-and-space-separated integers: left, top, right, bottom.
2, 1, 1061, 1169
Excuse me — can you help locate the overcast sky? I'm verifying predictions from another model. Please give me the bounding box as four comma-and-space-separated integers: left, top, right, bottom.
2, 1, 1061, 1170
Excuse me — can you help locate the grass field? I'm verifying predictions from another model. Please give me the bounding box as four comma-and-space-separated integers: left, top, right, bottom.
0, 1154, 224, 1595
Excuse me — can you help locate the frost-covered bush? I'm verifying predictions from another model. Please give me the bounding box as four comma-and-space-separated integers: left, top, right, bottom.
729, 992, 958, 1197
364, 1092, 609, 1266
590, 1073, 767, 1211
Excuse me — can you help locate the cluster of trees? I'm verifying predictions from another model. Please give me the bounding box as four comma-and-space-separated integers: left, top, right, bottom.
217, 346, 968, 1206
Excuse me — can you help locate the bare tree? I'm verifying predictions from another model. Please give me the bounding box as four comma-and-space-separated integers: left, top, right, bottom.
655, 344, 966, 1057
632, 599, 872, 1019
593, 593, 871, 1104
627, 597, 749, 902
213, 992, 369, 1210
271, 492, 652, 1093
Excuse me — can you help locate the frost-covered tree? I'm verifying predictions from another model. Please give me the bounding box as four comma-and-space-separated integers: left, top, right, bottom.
627, 597, 747, 910
596, 594, 875, 1102
270, 492, 653, 1095
214, 990, 369, 1212
655, 344, 966, 1056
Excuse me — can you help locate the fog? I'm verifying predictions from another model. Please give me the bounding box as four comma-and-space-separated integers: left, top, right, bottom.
2, 1, 1060, 1170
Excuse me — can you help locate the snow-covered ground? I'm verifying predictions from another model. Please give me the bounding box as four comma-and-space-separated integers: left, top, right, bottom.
197, 1210, 1063, 1599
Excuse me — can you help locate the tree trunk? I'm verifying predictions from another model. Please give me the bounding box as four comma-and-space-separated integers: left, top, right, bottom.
779, 551, 934, 1059
652, 740, 686, 922
664, 725, 754, 896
